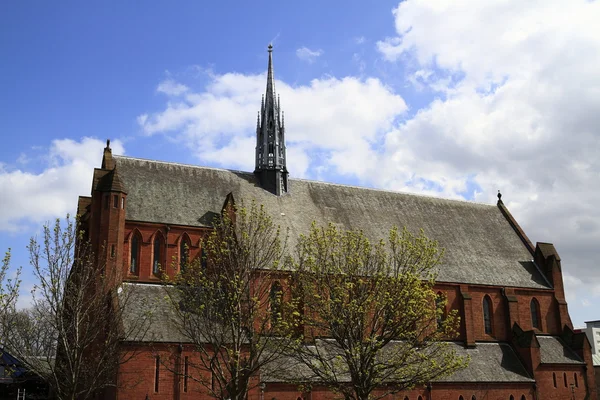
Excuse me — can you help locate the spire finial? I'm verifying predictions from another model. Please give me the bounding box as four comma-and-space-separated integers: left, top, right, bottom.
106, 139, 111, 149
268, 43, 273, 52
497, 190, 502, 202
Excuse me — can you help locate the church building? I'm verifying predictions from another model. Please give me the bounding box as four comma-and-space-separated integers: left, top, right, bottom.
77, 46, 597, 400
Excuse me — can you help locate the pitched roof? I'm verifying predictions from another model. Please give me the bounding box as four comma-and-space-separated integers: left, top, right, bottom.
261, 341, 533, 383
114, 155, 550, 289
537, 335, 584, 365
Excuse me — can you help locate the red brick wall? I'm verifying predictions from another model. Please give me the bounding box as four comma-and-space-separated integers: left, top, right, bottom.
514, 290, 559, 334
535, 366, 588, 400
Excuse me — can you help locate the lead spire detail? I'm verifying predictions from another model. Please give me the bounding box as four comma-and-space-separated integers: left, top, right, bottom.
254, 44, 288, 196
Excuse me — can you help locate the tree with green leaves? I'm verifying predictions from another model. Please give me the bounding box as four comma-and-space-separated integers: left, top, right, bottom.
165, 201, 298, 400
1, 216, 151, 400
286, 223, 468, 400
0, 249, 20, 327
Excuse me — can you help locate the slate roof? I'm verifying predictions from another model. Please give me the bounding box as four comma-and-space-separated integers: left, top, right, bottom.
537, 336, 585, 365
119, 283, 189, 343
261, 341, 533, 383
113, 155, 550, 289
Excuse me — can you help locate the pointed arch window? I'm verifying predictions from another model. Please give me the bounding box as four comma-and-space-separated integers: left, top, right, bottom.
130, 232, 140, 274
436, 291, 446, 331
200, 247, 208, 270
153, 234, 164, 275
180, 235, 190, 271
483, 295, 493, 335
553, 372, 557, 388
563, 372, 567, 387
459, 397, 464, 400
270, 281, 283, 324
574, 372, 578, 387
510, 396, 514, 400
530, 298, 541, 330
520, 396, 526, 400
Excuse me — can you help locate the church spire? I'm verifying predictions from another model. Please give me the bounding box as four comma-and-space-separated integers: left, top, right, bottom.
254, 44, 288, 196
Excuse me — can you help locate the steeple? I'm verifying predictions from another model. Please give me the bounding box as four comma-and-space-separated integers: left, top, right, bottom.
254, 44, 288, 195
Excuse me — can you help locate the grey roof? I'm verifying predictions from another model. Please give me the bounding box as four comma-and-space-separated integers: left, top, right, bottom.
119, 283, 189, 343
261, 341, 533, 383
114, 155, 550, 289
537, 335, 584, 365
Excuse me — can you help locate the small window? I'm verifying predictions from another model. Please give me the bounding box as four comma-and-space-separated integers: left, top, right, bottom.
130, 233, 140, 274
183, 356, 188, 392
530, 298, 541, 330
510, 396, 514, 400
520, 396, 526, 400
180, 236, 190, 271
200, 247, 207, 270
104, 195, 109, 210
418, 397, 423, 400
471, 396, 476, 400
154, 356, 160, 393
270, 282, 283, 324
563, 372, 567, 387
553, 372, 557, 388
404, 397, 409, 400
436, 292, 445, 330
113, 194, 118, 208
459, 397, 464, 400
483, 296, 493, 335
153, 234, 163, 275
574, 372, 578, 387
121, 197, 125, 209
110, 244, 115, 258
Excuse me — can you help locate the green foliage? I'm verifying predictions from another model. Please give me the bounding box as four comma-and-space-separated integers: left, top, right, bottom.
166, 201, 298, 400
0, 249, 21, 319
288, 223, 469, 400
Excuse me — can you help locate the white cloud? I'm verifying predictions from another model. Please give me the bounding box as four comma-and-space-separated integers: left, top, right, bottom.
0, 138, 124, 232
355, 36, 366, 45
157, 79, 189, 96
138, 72, 406, 179
296, 47, 324, 63
374, 0, 600, 325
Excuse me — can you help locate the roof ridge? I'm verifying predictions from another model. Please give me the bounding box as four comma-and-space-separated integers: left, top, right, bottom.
114, 155, 496, 208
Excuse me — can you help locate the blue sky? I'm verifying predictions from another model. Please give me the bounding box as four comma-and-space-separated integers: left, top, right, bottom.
2, 0, 600, 327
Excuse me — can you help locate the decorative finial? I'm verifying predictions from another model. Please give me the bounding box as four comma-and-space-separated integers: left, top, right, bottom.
497, 190, 502, 201
268, 43, 273, 52
106, 139, 111, 149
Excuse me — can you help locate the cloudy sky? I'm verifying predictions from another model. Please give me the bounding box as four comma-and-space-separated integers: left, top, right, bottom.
1, 0, 599, 326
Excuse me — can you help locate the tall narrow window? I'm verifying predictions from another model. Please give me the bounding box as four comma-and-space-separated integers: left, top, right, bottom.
130, 233, 140, 274
520, 396, 526, 400
180, 236, 190, 271
436, 292, 445, 331
121, 197, 125, 209
530, 298, 541, 330
459, 397, 464, 400
563, 372, 567, 387
553, 372, 557, 388
483, 296, 493, 335
471, 396, 476, 400
270, 281, 283, 324
418, 396, 423, 400
153, 234, 163, 275
200, 247, 207, 270
113, 194, 118, 208
154, 356, 160, 393
574, 372, 578, 387
510, 396, 514, 400
183, 356, 189, 392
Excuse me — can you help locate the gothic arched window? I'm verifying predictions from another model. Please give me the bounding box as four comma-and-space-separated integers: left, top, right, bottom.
563, 372, 568, 387
436, 291, 445, 331
153, 234, 164, 275
130, 232, 140, 274
553, 372, 557, 388
530, 298, 541, 330
510, 395, 515, 400
179, 235, 190, 271
270, 281, 283, 324
520, 396, 526, 400
483, 295, 493, 335
574, 372, 578, 387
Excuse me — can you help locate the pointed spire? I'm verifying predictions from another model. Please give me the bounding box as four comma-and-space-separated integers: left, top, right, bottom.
266, 44, 275, 99
254, 44, 288, 196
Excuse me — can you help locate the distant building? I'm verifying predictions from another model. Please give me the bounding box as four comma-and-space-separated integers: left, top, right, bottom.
76, 45, 598, 400
0, 346, 49, 400
579, 321, 600, 394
